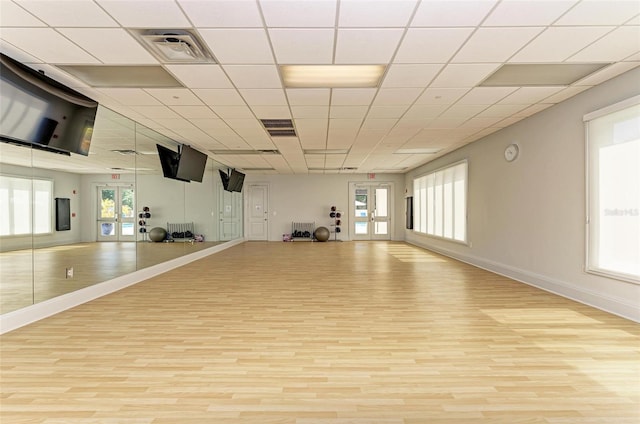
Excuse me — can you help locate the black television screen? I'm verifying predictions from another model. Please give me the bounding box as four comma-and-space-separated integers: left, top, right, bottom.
228, 169, 245, 192
176, 145, 207, 183
0, 53, 98, 156
219, 169, 230, 191
157, 144, 189, 182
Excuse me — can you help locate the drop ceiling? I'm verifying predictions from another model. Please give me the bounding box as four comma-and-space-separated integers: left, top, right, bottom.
1, 0, 639, 175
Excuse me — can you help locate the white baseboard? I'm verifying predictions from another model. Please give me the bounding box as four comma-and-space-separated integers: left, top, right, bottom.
0, 238, 246, 334
406, 238, 640, 323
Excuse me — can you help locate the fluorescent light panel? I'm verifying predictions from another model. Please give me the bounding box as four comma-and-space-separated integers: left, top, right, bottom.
281, 65, 386, 88
481, 63, 610, 87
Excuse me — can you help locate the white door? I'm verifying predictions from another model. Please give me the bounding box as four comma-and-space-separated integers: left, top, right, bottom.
97, 185, 135, 242
247, 183, 269, 241
350, 183, 392, 241
218, 183, 243, 241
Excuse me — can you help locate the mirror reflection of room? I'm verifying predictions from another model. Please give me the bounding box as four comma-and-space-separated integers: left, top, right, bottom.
0, 100, 243, 315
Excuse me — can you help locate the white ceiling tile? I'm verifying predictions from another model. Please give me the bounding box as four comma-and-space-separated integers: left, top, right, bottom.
541, 85, 592, 103
514, 103, 554, 117
403, 104, 448, 119
0, 41, 43, 64
199, 29, 273, 64
295, 119, 328, 145
57, 28, 157, 64
330, 106, 369, 119
261, 0, 337, 27
193, 89, 246, 105
170, 106, 218, 119
626, 15, 640, 25
424, 117, 468, 128
269, 29, 334, 64
574, 61, 640, 86
286, 89, 331, 105
130, 106, 182, 119
394, 28, 474, 63
292, 106, 330, 119
0, 28, 99, 63
367, 106, 409, 118
97, 88, 162, 105
509, 27, 614, 63
96, 0, 190, 27
430, 64, 501, 88
237, 89, 286, 107
568, 26, 640, 62
439, 104, 487, 119
452, 27, 543, 63
498, 87, 565, 104
210, 105, 255, 119
250, 106, 292, 119
339, 0, 417, 27
178, 0, 263, 27
0, 1, 46, 26
373, 88, 422, 106
626, 51, 640, 61
381, 64, 443, 88
555, 0, 640, 25
165, 65, 233, 89
225, 118, 264, 133
361, 119, 398, 130
456, 87, 518, 105
411, 0, 496, 27
144, 88, 204, 105
335, 29, 404, 64
474, 103, 529, 118
190, 118, 231, 132
331, 88, 377, 105
415, 88, 470, 105
223, 65, 282, 88
18, 0, 118, 27
483, 0, 577, 26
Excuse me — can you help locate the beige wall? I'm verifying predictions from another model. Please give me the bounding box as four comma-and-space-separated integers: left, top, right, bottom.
404, 67, 640, 321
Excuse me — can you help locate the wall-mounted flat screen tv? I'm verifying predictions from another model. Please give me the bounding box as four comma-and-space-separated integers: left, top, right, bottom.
228, 169, 245, 192
175, 145, 207, 183
157, 144, 189, 182
0, 53, 98, 156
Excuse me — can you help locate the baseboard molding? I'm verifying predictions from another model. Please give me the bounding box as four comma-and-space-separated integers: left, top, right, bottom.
406, 237, 640, 323
0, 238, 246, 334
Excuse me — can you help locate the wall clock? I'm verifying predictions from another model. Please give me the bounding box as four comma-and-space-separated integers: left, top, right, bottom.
504, 144, 519, 162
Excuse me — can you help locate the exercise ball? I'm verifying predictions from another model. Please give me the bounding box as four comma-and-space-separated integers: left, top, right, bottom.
314, 226, 330, 242
148, 227, 167, 242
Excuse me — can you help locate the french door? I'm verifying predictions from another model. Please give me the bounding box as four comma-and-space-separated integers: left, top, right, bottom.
350, 183, 392, 241
97, 185, 135, 241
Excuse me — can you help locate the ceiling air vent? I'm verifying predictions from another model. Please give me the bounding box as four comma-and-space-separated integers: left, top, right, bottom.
135, 29, 216, 63
267, 129, 297, 137
260, 119, 297, 137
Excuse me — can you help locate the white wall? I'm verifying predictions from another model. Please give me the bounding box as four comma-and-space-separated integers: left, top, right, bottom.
1, 163, 82, 251
244, 173, 406, 241
404, 67, 640, 322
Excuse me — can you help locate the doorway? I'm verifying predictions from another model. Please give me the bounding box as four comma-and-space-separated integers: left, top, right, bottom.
349, 182, 393, 241
218, 184, 243, 241
247, 183, 269, 241
96, 185, 135, 242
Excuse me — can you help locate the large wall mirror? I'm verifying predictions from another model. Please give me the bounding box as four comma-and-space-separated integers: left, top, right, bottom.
0, 105, 243, 315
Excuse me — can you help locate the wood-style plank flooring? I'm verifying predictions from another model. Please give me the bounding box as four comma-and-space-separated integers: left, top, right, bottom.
0, 241, 222, 314
1, 241, 639, 423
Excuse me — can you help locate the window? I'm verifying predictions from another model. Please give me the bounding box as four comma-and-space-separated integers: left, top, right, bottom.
0, 175, 53, 236
413, 161, 467, 242
586, 97, 640, 283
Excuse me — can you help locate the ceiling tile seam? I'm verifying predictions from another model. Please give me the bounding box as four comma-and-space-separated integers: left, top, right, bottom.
563, 25, 633, 64
255, 0, 304, 173
9, 1, 47, 28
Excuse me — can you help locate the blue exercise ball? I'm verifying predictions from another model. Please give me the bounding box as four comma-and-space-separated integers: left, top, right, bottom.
149, 227, 167, 242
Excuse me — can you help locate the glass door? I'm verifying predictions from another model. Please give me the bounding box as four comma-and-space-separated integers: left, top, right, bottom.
97, 185, 135, 241
351, 183, 392, 241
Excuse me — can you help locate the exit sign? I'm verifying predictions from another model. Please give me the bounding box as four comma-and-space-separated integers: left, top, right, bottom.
111, 174, 120, 180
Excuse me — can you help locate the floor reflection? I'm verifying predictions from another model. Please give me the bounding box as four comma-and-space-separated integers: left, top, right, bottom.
0, 241, 223, 314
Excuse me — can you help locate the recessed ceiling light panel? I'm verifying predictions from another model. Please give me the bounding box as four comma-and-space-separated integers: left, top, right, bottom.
281, 65, 386, 88
480, 63, 610, 87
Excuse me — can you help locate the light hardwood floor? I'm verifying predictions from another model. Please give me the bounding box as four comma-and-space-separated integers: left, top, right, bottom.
0, 241, 223, 314
1, 241, 638, 423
